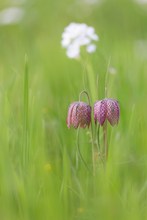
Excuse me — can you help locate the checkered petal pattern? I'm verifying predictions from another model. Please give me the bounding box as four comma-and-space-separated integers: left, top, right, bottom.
67, 101, 91, 129
106, 99, 120, 126
94, 100, 107, 125
94, 98, 120, 126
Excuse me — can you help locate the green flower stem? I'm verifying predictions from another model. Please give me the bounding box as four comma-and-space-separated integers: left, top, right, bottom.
103, 121, 108, 163
76, 127, 90, 172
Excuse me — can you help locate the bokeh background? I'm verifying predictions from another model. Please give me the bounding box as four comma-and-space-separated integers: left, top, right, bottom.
0, 0, 147, 219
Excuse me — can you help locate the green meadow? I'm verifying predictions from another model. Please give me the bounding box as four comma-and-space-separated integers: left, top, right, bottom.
0, 0, 147, 219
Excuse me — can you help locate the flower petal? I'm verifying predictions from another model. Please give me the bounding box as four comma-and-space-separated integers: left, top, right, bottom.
106, 99, 120, 126
86, 44, 96, 53
66, 102, 77, 128
94, 100, 107, 125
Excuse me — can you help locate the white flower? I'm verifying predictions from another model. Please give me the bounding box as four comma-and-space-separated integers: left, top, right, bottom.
86, 44, 96, 53
61, 22, 99, 59
67, 43, 80, 58
0, 7, 24, 26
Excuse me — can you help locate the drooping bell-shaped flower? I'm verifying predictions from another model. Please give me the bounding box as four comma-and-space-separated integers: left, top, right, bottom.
67, 101, 91, 129
94, 98, 120, 126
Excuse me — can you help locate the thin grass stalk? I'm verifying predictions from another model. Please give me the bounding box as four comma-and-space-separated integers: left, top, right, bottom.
86, 62, 97, 102
80, 58, 97, 102
22, 54, 29, 169
102, 58, 111, 166
105, 57, 111, 98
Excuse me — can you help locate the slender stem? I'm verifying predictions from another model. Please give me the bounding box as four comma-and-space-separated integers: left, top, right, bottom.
96, 123, 105, 166
79, 90, 91, 105
97, 124, 101, 152
105, 57, 111, 98
76, 127, 90, 172
80, 58, 97, 102
90, 123, 96, 176
103, 121, 108, 162
79, 90, 96, 175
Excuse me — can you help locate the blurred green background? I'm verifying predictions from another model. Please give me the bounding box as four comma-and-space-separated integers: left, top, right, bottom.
0, 0, 147, 219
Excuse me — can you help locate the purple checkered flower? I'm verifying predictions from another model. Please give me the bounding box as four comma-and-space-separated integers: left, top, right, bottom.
67, 101, 91, 129
94, 98, 120, 126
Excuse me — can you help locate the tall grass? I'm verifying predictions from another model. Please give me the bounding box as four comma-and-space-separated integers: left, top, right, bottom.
22, 55, 29, 170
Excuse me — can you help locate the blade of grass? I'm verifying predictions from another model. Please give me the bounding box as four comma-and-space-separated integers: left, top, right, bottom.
22, 54, 29, 170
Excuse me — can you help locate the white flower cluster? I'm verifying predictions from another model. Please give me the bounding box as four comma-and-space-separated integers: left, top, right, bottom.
61, 22, 99, 59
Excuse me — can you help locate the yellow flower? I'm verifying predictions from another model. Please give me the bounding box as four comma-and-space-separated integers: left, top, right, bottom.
77, 207, 84, 214
44, 163, 52, 172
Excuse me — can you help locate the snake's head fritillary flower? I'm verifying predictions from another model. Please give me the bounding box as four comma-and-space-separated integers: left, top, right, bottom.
94, 98, 120, 126
67, 102, 91, 129
61, 22, 99, 59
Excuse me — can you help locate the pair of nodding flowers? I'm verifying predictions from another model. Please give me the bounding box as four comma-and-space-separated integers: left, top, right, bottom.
67, 99, 120, 129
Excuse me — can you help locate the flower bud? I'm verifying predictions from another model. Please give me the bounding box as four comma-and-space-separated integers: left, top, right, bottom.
94, 98, 120, 126
67, 102, 91, 129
